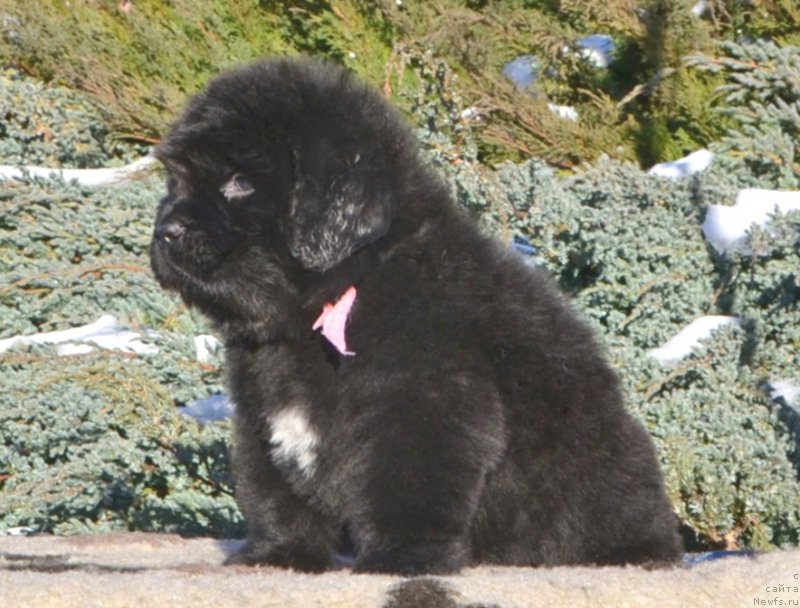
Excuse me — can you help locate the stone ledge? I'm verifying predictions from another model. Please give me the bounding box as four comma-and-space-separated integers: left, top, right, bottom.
1, 533, 798, 607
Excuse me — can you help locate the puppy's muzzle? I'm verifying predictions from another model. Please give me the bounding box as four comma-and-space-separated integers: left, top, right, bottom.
154, 220, 186, 244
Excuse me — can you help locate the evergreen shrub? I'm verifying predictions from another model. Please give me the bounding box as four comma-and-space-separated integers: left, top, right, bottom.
3, 0, 787, 166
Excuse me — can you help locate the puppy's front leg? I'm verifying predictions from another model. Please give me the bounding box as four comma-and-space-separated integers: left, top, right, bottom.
346, 371, 506, 575
351, 434, 497, 575
225, 414, 339, 572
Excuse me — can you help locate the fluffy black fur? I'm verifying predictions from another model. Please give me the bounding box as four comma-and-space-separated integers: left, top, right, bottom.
150, 57, 682, 575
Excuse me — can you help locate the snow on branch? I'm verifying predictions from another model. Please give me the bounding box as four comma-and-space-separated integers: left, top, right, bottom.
0, 155, 157, 187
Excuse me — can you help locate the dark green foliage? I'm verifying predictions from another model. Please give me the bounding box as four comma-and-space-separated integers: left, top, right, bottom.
688, 40, 800, 188
0, 175, 242, 535
0, 167, 242, 534
1, 74, 238, 536
1, 357, 240, 536
3, 0, 790, 166
1, 0, 293, 141
0, 70, 142, 168
699, 0, 800, 46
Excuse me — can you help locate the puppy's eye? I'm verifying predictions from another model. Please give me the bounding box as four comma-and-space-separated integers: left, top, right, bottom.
220, 174, 255, 201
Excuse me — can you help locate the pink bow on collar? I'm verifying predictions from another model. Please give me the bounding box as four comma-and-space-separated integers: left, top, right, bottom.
312, 286, 357, 356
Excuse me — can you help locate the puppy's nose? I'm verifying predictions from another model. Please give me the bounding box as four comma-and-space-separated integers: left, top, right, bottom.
155, 221, 186, 243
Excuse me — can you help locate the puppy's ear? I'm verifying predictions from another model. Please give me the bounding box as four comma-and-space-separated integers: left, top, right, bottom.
287, 145, 392, 271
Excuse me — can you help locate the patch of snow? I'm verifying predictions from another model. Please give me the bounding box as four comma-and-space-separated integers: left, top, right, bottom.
769, 380, 800, 410
0, 527, 35, 537
547, 103, 579, 121
648, 149, 715, 179
504, 36, 614, 91
460, 107, 481, 121
647, 316, 741, 364
194, 334, 221, 363
576, 35, 615, 69
0, 314, 158, 355
0, 155, 157, 187
57, 343, 97, 356
692, 0, 708, 17
502, 56, 578, 119
179, 394, 235, 424
502, 55, 539, 90
702, 188, 800, 254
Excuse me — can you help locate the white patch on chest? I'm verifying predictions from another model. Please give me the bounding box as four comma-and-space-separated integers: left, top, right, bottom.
268, 406, 318, 476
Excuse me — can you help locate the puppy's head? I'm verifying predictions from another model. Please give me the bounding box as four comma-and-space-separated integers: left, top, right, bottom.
150, 57, 420, 335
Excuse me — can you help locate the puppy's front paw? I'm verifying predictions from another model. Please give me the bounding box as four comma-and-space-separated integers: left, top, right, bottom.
224, 540, 334, 573
353, 542, 467, 575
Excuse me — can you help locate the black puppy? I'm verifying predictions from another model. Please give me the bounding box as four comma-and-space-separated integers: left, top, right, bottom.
150, 57, 682, 574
